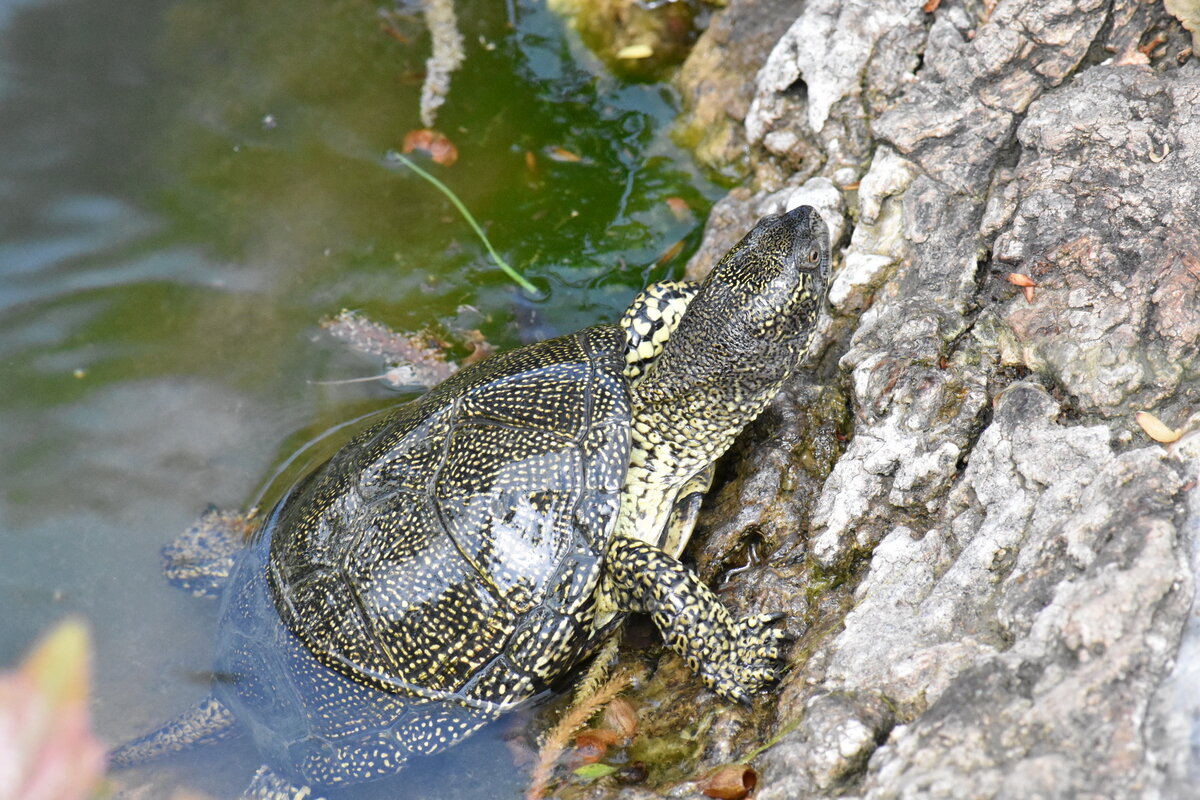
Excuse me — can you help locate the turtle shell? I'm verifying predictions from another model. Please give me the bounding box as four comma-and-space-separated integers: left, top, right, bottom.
266, 325, 631, 706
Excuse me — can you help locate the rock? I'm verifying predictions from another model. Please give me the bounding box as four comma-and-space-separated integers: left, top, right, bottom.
684, 174, 847, 281
754, 691, 893, 799
744, 0, 926, 183
563, 1, 1200, 798
673, 0, 806, 179
987, 63, 1200, 420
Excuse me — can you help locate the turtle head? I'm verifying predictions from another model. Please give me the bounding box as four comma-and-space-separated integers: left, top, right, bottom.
712, 204, 831, 345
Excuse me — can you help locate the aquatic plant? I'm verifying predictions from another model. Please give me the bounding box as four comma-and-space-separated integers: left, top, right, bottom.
387, 150, 540, 294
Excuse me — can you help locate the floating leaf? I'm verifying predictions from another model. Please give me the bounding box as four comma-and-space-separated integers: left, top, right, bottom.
656, 238, 686, 267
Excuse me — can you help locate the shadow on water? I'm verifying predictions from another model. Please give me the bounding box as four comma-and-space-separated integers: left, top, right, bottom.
0, 0, 719, 796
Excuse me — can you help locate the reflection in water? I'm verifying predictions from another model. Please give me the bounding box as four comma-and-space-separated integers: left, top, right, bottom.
0, 0, 718, 796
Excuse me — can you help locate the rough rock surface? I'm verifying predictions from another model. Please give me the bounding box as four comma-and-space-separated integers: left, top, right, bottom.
562, 0, 1200, 798
673, 0, 806, 179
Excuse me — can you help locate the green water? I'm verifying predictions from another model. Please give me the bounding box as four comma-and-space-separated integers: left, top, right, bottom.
0, 0, 719, 797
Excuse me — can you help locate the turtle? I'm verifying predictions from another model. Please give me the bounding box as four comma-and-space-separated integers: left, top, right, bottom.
110, 204, 832, 798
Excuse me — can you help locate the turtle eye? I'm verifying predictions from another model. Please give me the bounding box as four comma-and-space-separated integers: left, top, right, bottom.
807, 247, 821, 264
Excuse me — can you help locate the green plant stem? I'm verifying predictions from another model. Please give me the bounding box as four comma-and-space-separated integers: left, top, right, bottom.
388, 151, 539, 295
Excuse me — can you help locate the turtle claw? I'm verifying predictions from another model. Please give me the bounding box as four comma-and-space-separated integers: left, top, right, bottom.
753, 611, 786, 626
698, 611, 791, 703
725, 685, 754, 708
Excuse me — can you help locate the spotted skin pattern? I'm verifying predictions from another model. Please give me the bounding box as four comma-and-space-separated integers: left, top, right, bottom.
598, 206, 832, 703
603, 538, 788, 705
110, 206, 832, 798
619, 279, 699, 382
267, 327, 631, 704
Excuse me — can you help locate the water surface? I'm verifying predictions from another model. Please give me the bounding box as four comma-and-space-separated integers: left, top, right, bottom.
0, 0, 718, 796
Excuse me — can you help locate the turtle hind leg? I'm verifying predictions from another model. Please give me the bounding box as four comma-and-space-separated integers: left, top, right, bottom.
162, 506, 254, 598
244, 765, 320, 800
619, 280, 699, 383
108, 693, 240, 768
603, 537, 789, 705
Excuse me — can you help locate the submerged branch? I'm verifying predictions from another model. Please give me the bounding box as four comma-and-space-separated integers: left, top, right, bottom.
420, 0, 464, 127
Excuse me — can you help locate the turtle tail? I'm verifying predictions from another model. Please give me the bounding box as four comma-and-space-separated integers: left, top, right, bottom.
108, 694, 240, 768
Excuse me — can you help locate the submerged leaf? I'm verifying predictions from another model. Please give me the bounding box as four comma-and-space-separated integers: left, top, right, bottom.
322, 309, 458, 388
573, 762, 618, 781
402, 128, 459, 166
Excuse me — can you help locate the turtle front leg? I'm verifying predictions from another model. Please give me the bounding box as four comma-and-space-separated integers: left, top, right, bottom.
603, 537, 788, 705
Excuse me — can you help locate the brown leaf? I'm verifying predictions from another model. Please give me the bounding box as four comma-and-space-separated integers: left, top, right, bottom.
546, 146, 582, 163
1006, 272, 1037, 287
656, 238, 686, 267
665, 196, 691, 222
602, 697, 638, 739
402, 128, 459, 166
1136, 411, 1182, 443
570, 728, 621, 765
577, 728, 621, 748
698, 764, 757, 800
379, 21, 410, 43
922, 0, 942, 12
572, 742, 606, 765
457, 328, 497, 366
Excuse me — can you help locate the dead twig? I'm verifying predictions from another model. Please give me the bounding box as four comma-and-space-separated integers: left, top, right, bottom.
525, 668, 632, 800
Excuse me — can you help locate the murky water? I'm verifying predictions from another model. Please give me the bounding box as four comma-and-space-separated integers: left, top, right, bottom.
0, 0, 718, 796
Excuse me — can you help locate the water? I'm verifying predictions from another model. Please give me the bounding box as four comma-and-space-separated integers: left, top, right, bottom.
0, 0, 719, 796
